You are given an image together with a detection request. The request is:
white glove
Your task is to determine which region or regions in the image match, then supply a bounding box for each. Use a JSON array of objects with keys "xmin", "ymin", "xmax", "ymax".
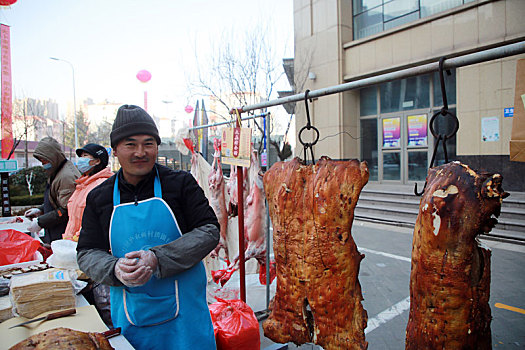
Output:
[
  {"xmin": 125, "ymin": 250, "xmax": 159, "ymax": 274},
  {"xmin": 24, "ymin": 208, "xmax": 42, "ymax": 219},
  {"xmin": 27, "ymin": 219, "xmax": 42, "ymax": 234},
  {"xmin": 114, "ymin": 257, "xmax": 153, "ymax": 287}
]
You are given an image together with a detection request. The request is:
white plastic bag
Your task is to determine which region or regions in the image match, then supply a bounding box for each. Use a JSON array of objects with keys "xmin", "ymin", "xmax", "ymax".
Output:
[{"xmin": 47, "ymin": 239, "xmax": 79, "ymax": 270}]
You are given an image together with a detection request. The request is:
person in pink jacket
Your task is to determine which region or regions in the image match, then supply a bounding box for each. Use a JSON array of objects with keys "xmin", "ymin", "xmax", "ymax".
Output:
[{"xmin": 63, "ymin": 144, "xmax": 113, "ymax": 242}]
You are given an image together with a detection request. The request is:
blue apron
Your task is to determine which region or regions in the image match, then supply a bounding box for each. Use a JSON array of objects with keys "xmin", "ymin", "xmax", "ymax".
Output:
[{"xmin": 109, "ymin": 172, "xmax": 216, "ymax": 350}]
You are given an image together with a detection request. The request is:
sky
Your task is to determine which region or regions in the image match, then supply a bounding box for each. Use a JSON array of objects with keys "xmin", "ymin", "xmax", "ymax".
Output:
[{"xmin": 0, "ymin": 0, "xmax": 294, "ymax": 124}]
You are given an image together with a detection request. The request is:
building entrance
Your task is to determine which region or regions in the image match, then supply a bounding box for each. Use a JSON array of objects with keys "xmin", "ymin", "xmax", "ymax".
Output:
[{"xmin": 380, "ymin": 111, "xmax": 429, "ymax": 185}]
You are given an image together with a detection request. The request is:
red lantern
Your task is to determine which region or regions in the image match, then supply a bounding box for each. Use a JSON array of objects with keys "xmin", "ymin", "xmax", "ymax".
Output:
[
  {"xmin": 0, "ymin": 0, "xmax": 17, "ymax": 5},
  {"xmin": 184, "ymin": 105, "xmax": 194, "ymax": 114},
  {"xmin": 136, "ymin": 70, "xmax": 151, "ymax": 83}
]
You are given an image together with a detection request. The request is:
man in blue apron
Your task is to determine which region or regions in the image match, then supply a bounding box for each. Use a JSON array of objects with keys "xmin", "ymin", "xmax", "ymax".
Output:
[{"xmin": 77, "ymin": 105, "xmax": 219, "ymax": 349}]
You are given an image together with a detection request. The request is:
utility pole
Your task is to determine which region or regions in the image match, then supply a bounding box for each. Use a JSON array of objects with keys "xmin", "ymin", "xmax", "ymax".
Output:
[{"xmin": 50, "ymin": 57, "xmax": 78, "ymax": 156}]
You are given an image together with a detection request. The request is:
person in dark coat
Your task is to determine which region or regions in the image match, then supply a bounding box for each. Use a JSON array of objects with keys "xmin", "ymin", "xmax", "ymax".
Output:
[
  {"xmin": 25, "ymin": 137, "xmax": 80, "ymax": 243},
  {"xmin": 77, "ymin": 105, "xmax": 219, "ymax": 349}
]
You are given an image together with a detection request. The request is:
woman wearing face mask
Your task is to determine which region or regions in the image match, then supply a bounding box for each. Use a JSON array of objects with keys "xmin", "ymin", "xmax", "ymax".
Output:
[
  {"xmin": 62, "ymin": 144, "xmax": 113, "ymax": 242},
  {"xmin": 25, "ymin": 137, "xmax": 80, "ymax": 243}
]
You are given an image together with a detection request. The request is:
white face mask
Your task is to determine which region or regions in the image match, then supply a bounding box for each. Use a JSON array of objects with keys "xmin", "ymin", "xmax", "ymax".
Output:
[{"xmin": 77, "ymin": 157, "xmax": 95, "ymax": 174}]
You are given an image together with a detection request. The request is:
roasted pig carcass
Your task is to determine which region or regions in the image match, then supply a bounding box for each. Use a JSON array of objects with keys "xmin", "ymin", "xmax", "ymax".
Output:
[
  {"xmin": 243, "ymin": 151, "xmax": 272, "ymax": 283},
  {"xmin": 262, "ymin": 157, "xmax": 369, "ymax": 350},
  {"xmin": 212, "ymin": 151, "xmax": 275, "ymax": 286},
  {"xmin": 209, "ymin": 149, "xmax": 229, "ymax": 259},
  {"xmin": 406, "ymin": 161, "xmax": 508, "ymax": 350},
  {"xmin": 9, "ymin": 327, "xmax": 114, "ymax": 350},
  {"xmin": 227, "ymin": 165, "xmax": 249, "ymax": 217}
]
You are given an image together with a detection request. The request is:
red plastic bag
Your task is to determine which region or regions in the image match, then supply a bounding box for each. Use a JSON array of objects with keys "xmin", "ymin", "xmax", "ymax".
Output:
[
  {"xmin": 0, "ymin": 229, "xmax": 41, "ymax": 265},
  {"xmin": 209, "ymin": 298, "xmax": 260, "ymax": 350}
]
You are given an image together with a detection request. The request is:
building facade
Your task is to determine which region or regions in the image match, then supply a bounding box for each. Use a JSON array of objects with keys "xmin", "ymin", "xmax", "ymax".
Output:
[{"xmin": 294, "ymin": 0, "xmax": 525, "ymax": 190}]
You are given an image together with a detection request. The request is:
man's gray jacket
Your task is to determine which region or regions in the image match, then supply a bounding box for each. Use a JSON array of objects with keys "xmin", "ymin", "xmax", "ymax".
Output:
[{"xmin": 76, "ymin": 164, "xmax": 220, "ymax": 286}]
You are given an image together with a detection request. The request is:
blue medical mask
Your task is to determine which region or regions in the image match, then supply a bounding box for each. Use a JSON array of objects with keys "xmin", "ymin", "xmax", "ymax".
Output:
[
  {"xmin": 77, "ymin": 157, "xmax": 94, "ymax": 174},
  {"xmin": 42, "ymin": 163, "xmax": 52, "ymax": 170}
]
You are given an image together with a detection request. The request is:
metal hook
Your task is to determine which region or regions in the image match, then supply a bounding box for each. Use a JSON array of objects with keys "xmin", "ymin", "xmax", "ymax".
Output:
[
  {"xmin": 413, "ymin": 57, "xmax": 457, "ymax": 197},
  {"xmin": 298, "ymin": 89, "xmax": 319, "ymax": 165},
  {"xmin": 438, "ymin": 57, "xmax": 451, "ymax": 111},
  {"xmin": 414, "ymin": 181, "xmax": 427, "ymax": 196},
  {"xmin": 304, "ymin": 89, "xmax": 312, "ymax": 127}
]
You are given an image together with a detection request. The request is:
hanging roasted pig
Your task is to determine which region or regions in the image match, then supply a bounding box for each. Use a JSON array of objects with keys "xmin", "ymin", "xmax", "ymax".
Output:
[
  {"xmin": 262, "ymin": 157, "xmax": 369, "ymax": 350},
  {"xmin": 212, "ymin": 151, "xmax": 275, "ymax": 286},
  {"xmin": 208, "ymin": 149, "xmax": 229, "ymax": 259},
  {"xmin": 406, "ymin": 161, "xmax": 508, "ymax": 349}
]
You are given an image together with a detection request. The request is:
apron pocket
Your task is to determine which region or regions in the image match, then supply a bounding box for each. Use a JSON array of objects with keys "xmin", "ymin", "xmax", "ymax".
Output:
[{"xmin": 122, "ymin": 280, "xmax": 179, "ymax": 327}]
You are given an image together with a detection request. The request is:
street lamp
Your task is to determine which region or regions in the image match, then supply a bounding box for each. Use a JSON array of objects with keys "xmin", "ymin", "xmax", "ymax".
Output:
[{"xmin": 50, "ymin": 57, "xmax": 78, "ymax": 155}]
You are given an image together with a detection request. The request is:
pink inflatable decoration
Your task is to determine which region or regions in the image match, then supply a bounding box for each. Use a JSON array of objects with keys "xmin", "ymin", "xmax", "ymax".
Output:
[
  {"xmin": 136, "ymin": 70, "xmax": 151, "ymax": 83},
  {"xmin": 184, "ymin": 105, "xmax": 194, "ymax": 114}
]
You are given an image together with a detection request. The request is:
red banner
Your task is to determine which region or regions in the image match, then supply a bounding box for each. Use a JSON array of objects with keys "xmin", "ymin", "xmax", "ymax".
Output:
[{"xmin": 1, "ymin": 24, "xmax": 13, "ymax": 159}]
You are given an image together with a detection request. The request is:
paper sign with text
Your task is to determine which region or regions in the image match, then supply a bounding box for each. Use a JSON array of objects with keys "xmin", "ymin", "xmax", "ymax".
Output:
[{"xmin": 221, "ymin": 127, "xmax": 252, "ymax": 167}]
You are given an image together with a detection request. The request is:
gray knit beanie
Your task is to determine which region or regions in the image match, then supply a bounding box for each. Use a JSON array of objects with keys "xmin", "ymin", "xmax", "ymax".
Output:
[{"xmin": 110, "ymin": 105, "xmax": 161, "ymax": 147}]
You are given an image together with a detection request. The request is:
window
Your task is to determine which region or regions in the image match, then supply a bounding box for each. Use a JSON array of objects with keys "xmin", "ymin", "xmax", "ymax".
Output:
[
  {"xmin": 380, "ymin": 75, "xmax": 430, "ymax": 113},
  {"xmin": 433, "ymin": 69, "xmax": 456, "ymax": 107},
  {"xmin": 383, "ymin": 0, "xmax": 418, "ymax": 23},
  {"xmin": 353, "ymin": 0, "xmax": 382, "ymax": 15},
  {"xmin": 383, "ymin": 152, "xmax": 401, "ymax": 180},
  {"xmin": 353, "ymin": 0, "xmax": 475, "ymax": 40},
  {"xmin": 360, "ymin": 118, "xmax": 378, "ymax": 181},
  {"xmin": 421, "ymin": 0, "xmax": 462, "ymax": 18},
  {"xmin": 360, "ymin": 86, "xmax": 377, "ymax": 116}
]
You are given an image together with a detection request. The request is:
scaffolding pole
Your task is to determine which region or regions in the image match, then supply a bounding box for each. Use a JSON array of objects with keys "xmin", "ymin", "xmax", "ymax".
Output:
[
  {"xmin": 188, "ymin": 112, "xmax": 268, "ymax": 131},
  {"xmin": 236, "ymin": 41, "xmax": 525, "ymax": 113}
]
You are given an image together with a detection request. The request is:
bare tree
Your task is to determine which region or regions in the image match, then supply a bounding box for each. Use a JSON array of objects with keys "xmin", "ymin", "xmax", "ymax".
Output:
[
  {"xmin": 88, "ymin": 119, "xmax": 112, "ymax": 146},
  {"xmin": 25, "ymin": 171, "xmax": 34, "ymax": 196},
  {"xmin": 10, "ymin": 98, "xmax": 40, "ymax": 166},
  {"xmin": 189, "ymin": 23, "xmax": 285, "ymax": 121}
]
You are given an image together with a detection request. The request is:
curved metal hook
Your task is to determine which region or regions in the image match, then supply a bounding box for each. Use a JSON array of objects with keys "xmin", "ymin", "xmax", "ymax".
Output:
[
  {"xmin": 414, "ymin": 180, "xmax": 427, "ymax": 196},
  {"xmin": 304, "ymin": 89, "xmax": 312, "ymax": 127},
  {"xmin": 438, "ymin": 57, "xmax": 449, "ymax": 110}
]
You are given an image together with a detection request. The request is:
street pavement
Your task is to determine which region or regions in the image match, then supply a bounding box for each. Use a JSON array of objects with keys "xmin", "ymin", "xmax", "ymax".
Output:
[{"xmin": 259, "ymin": 221, "xmax": 525, "ymax": 349}]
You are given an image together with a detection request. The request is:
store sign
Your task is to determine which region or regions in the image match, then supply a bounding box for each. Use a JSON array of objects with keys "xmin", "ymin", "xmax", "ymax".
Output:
[
  {"xmin": 0, "ymin": 159, "xmax": 16, "ymax": 172},
  {"xmin": 407, "ymin": 114, "xmax": 428, "ymax": 147},
  {"xmin": 504, "ymin": 107, "xmax": 514, "ymax": 118},
  {"xmin": 402, "ymin": 100, "xmax": 414, "ymax": 108},
  {"xmin": 221, "ymin": 127, "xmax": 252, "ymax": 167},
  {"xmin": 382, "ymin": 117, "xmax": 400, "ymax": 148}
]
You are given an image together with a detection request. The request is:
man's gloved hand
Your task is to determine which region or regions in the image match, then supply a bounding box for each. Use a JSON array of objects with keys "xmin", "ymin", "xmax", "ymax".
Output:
[
  {"xmin": 24, "ymin": 208, "xmax": 42, "ymax": 219},
  {"xmin": 125, "ymin": 250, "xmax": 159, "ymax": 273},
  {"xmin": 114, "ymin": 257, "xmax": 153, "ymax": 287},
  {"xmin": 27, "ymin": 219, "xmax": 42, "ymax": 234}
]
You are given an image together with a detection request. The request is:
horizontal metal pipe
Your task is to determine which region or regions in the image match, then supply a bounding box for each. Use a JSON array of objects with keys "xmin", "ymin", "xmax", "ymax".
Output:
[
  {"xmin": 188, "ymin": 112, "xmax": 268, "ymax": 131},
  {"xmin": 239, "ymin": 41, "xmax": 525, "ymax": 113}
]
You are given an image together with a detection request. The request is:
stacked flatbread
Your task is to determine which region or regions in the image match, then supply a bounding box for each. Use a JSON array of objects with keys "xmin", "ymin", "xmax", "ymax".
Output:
[
  {"xmin": 10, "ymin": 269, "xmax": 75, "ymax": 318},
  {"xmin": 0, "ymin": 295, "xmax": 13, "ymax": 322}
]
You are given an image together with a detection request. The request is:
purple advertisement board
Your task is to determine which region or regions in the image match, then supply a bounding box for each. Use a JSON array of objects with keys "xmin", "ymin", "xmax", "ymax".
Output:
[
  {"xmin": 383, "ymin": 117, "xmax": 400, "ymax": 148},
  {"xmin": 407, "ymin": 114, "xmax": 427, "ymax": 146}
]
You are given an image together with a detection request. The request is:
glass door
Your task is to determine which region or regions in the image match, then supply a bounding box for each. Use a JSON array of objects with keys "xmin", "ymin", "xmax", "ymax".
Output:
[
  {"xmin": 380, "ymin": 111, "xmax": 429, "ymax": 184},
  {"xmin": 381, "ymin": 116, "xmax": 402, "ymax": 182},
  {"xmin": 405, "ymin": 113, "xmax": 429, "ymax": 184}
]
